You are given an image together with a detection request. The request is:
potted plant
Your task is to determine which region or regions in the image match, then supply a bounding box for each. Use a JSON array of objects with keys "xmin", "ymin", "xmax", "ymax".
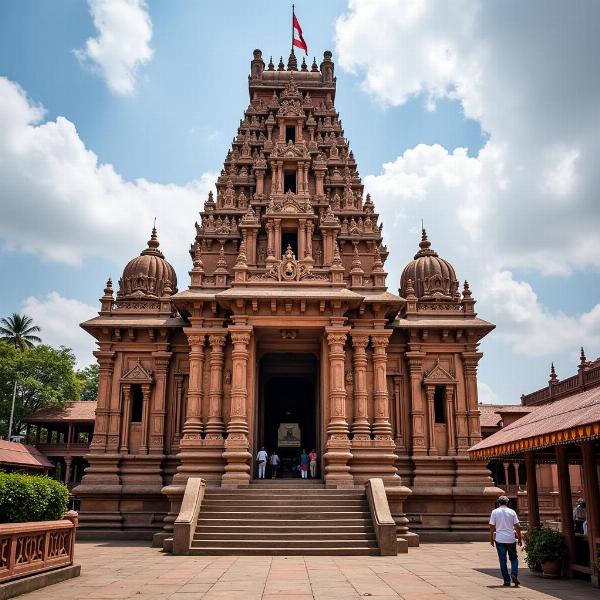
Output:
[{"xmin": 524, "ymin": 526, "xmax": 566, "ymax": 577}]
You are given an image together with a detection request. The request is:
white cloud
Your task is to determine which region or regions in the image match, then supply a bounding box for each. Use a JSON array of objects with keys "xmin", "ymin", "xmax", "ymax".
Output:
[
  {"xmin": 0, "ymin": 76, "xmax": 215, "ymax": 281},
  {"xmin": 74, "ymin": 0, "xmax": 154, "ymax": 95},
  {"xmin": 477, "ymin": 382, "xmax": 497, "ymax": 405},
  {"xmin": 22, "ymin": 292, "xmax": 97, "ymax": 366}
]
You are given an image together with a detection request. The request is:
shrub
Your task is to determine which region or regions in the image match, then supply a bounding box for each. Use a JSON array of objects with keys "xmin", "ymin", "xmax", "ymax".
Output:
[
  {"xmin": 0, "ymin": 473, "xmax": 68, "ymax": 523},
  {"xmin": 524, "ymin": 526, "xmax": 566, "ymax": 569}
]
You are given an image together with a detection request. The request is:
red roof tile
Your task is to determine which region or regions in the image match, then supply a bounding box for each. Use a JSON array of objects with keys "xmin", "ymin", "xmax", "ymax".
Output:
[
  {"xmin": 24, "ymin": 401, "xmax": 97, "ymax": 423},
  {"xmin": 478, "ymin": 404, "xmax": 530, "ymax": 428},
  {"xmin": 0, "ymin": 440, "xmax": 54, "ymax": 469}
]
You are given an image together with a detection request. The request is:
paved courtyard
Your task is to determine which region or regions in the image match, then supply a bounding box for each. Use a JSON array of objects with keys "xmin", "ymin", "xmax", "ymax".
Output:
[{"xmin": 22, "ymin": 541, "xmax": 595, "ymax": 600}]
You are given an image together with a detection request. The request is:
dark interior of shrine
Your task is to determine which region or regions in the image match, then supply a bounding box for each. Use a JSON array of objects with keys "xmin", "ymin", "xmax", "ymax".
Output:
[{"xmin": 258, "ymin": 353, "xmax": 318, "ymax": 478}]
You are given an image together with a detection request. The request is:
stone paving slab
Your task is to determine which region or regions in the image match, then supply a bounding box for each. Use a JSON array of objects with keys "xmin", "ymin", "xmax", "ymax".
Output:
[{"xmin": 17, "ymin": 541, "xmax": 597, "ymax": 599}]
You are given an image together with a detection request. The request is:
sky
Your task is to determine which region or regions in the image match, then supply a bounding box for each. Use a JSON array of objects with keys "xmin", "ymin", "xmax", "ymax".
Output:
[{"xmin": 0, "ymin": 0, "xmax": 599, "ymax": 405}]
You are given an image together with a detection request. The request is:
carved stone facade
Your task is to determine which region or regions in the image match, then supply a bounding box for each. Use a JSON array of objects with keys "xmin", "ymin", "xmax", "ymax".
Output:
[{"xmin": 75, "ymin": 49, "xmax": 499, "ymax": 540}]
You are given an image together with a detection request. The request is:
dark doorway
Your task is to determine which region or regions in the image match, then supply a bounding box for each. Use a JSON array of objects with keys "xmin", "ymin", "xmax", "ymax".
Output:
[
  {"xmin": 258, "ymin": 353, "xmax": 318, "ymax": 478},
  {"xmin": 281, "ymin": 230, "xmax": 298, "ymax": 256},
  {"xmin": 284, "ymin": 170, "xmax": 297, "ymax": 193},
  {"xmin": 285, "ymin": 125, "xmax": 296, "ymax": 143}
]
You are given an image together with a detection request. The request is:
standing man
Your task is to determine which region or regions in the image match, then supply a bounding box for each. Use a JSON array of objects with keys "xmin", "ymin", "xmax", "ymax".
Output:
[
  {"xmin": 573, "ymin": 498, "xmax": 586, "ymax": 534},
  {"xmin": 489, "ymin": 495, "xmax": 522, "ymax": 587},
  {"xmin": 308, "ymin": 449, "xmax": 318, "ymax": 478},
  {"xmin": 257, "ymin": 446, "xmax": 268, "ymax": 479},
  {"xmin": 270, "ymin": 450, "xmax": 280, "ymax": 479}
]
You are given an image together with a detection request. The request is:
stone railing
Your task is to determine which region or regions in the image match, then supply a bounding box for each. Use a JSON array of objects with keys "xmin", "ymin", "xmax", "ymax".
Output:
[
  {"xmin": 366, "ymin": 478, "xmax": 399, "ymax": 556},
  {"xmin": 172, "ymin": 478, "xmax": 206, "ymax": 555},
  {"xmin": 0, "ymin": 512, "xmax": 78, "ymax": 584}
]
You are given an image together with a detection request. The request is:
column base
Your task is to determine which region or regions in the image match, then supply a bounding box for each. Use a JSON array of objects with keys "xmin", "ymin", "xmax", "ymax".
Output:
[
  {"xmin": 349, "ymin": 438, "xmax": 400, "ymax": 486},
  {"xmin": 324, "ymin": 437, "xmax": 353, "ymax": 487},
  {"xmin": 221, "ymin": 435, "xmax": 252, "ymax": 487}
]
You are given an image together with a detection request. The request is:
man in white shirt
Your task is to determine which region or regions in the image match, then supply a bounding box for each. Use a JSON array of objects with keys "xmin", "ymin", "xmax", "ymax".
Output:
[
  {"xmin": 256, "ymin": 447, "xmax": 268, "ymax": 479},
  {"xmin": 489, "ymin": 495, "xmax": 522, "ymax": 587}
]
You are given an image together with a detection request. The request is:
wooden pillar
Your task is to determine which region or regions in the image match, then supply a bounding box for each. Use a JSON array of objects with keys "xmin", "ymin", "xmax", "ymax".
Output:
[
  {"xmin": 581, "ymin": 441, "xmax": 600, "ymax": 581},
  {"xmin": 371, "ymin": 332, "xmax": 393, "ymax": 439},
  {"xmin": 67, "ymin": 423, "xmax": 73, "ymax": 446},
  {"xmin": 525, "ymin": 451, "xmax": 541, "ymax": 528},
  {"xmin": 222, "ymin": 326, "xmax": 253, "ymax": 485},
  {"xmin": 181, "ymin": 334, "xmax": 206, "ymax": 440},
  {"xmin": 205, "ymin": 333, "xmax": 226, "ymax": 439},
  {"xmin": 323, "ymin": 327, "xmax": 352, "ymax": 486},
  {"xmin": 350, "ymin": 333, "xmax": 370, "ymax": 439},
  {"xmin": 446, "ymin": 386, "xmax": 457, "ymax": 455},
  {"xmin": 149, "ymin": 351, "xmax": 172, "ymax": 454},
  {"xmin": 35, "ymin": 426, "xmax": 41, "ymax": 444},
  {"xmin": 406, "ymin": 351, "xmax": 426, "ymax": 453},
  {"xmin": 425, "ymin": 385, "xmax": 437, "ymax": 455},
  {"xmin": 556, "ymin": 445, "xmax": 576, "ymax": 574},
  {"xmin": 119, "ymin": 385, "xmax": 131, "ymax": 453}
]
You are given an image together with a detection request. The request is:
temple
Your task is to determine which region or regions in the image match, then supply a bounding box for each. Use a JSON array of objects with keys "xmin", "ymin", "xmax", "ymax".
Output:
[{"xmin": 75, "ymin": 49, "xmax": 499, "ymax": 544}]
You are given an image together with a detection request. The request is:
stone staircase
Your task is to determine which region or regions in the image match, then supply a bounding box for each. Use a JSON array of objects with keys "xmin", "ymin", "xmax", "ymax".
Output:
[{"xmin": 189, "ymin": 479, "xmax": 378, "ymax": 555}]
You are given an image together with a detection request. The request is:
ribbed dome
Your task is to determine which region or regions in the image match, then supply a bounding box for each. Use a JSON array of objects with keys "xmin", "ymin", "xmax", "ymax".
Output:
[
  {"xmin": 117, "ymin": 227, "xmax": 177, "ymax": 299},
  {"xmin": 400, "ymin": 229, "xmax": 459, "ymax": 301}
]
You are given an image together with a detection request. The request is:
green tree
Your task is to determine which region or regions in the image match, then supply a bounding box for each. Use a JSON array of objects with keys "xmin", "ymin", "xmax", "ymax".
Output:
[
  {"xmin": 0, "ymin": 342, "xmax": 79, "ymax": 438},
  {"xmin": 0, "ymin": 313, "xmax": 42, "ymax": 350},
  {"xmin": 76, "ymin": 363, "xmax": 99, "ymax": 401}
]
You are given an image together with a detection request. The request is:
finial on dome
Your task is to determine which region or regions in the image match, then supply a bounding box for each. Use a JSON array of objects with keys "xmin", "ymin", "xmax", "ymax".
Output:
[
  {"xmin": 287, "ymin": 49, "xmax": 298, "ymax": 71},
  {"xmin": 419, "ymin": 227, "xmax": 431, "ymax": 250},
  {"xmin": 549, "ymin": 362, "xmax": 558, "ymax": 383},
  {"xmin": 141, "ymin": 222, "xmax": 164, "ymax": 257},
  {"xmin": 268, "ymin": 56, "xmax": 274, "ymax": 71},
  {"xmin": 301, "ymin": 56, "xmax": 308, "ymax": 71},
  {"xmin": 104, "ymin": 277, "xmax": 113, "ymax": 296},
  {"xmin": 462, "ymin": 280, "xmax": 472, "ymax": 299},
  {"xmin": 311, "ymin": 56, "xmax": 319, "ymax": 72},
  {"xmin": 277, "ymin": 56, "xmax": 285, "ymax": 71}
]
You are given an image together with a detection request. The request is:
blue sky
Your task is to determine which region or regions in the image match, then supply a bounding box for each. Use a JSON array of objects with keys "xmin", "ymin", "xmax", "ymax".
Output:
[{"xmin": 1, "ymin": 0, "xmax": 599, "ymax": 405}]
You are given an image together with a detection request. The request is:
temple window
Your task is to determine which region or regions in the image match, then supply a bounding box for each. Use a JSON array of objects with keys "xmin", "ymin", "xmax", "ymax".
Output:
[
  {"xmin": 281, "ymin": 230, "xmax": 298, "ymax": 256},
  {"xmin": 434, "ymin": 385, "xmax": 446, "ymax": 423},
  {"xmin": 131, "ymin": 384, "xmax": 144, "ymax": 423},
  {"xmin": 285, "ymin": 125, "xmax": 296, "ymax": 143},
  {"xmin": 284, "ymin": 170, "xmax": 297, "ymax": 193}
]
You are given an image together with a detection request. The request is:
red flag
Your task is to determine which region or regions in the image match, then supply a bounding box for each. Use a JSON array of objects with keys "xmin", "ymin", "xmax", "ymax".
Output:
[{"xmin": 293, "ymin": 13, "xmax": 308, "ymax": 55}]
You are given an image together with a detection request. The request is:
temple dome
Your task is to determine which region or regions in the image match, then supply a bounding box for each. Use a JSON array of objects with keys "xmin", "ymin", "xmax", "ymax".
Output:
[
  {"xmin": 400, "ymin": 229, "xmax": 459, "ymax": 301},
  {"xmin": 117, "ymin": 227, "xmax": 177, "ymax": 299}
]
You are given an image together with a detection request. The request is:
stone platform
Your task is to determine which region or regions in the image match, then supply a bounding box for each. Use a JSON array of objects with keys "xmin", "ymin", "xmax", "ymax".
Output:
[{"xmin": 16, "ymin": 541, "xmax": 596, "ymax": 599}]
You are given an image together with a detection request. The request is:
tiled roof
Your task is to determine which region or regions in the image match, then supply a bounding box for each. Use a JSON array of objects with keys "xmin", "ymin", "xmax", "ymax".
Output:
[
  {"xmin": 24, "ymin": 401, "xmax": 97, "ymax": 423},
  {"xmin": 470, "ymin": 386, "xmax": 600, "ymax": 458},
  {"xmin": 478, "ymin": 404, "xmax": 529, "ymax": 428},
  {"xmin": 0, "ymin": 440, "xmax": 54, "ymax": 469}
]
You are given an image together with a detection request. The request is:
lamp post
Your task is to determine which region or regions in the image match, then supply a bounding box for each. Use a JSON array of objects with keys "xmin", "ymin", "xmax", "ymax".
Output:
[{"xmin": 7, "ymin": 377, "xmax": 17, "ymax": 441}]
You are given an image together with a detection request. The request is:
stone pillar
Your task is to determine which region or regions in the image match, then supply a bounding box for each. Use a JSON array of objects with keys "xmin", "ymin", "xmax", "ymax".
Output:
[
  {"xmin": 503, "ymin": 463, "xmax": 510, "ymax": 487},
  {"xmin": 324, "ymin": 327, "xmax": 353, "ymax": 486},
  {"xmin": 119, "ymin": 385, "xmax": 131, "ymax": 453},
  {"xmin": 406, "ymin": 351, "xmax": 426, "ymax": 453},
  {"xmin": 89, "ymin": 351, "xmax": 115, "ymax": 451},
  {"xmin": 371, "ymin": 332, "xmax": 393, "ymax": 439},
  {"xmin": 305, "ymin": 222, "xmax": 314, "ymax": 261},
  {"xmin": 425, "ymin": 385, "xmax": 437, "ymax": 456},
  {"xmin": 525, "ymin": 451, "xmax": 540, "ymax": 528},
  {"xmin": 298, "ymin": 218, "xmax": 306, "ymax": 259},
  {"xmin": 513, "ymin": 463, "xmax": 520, "ymax": 488},
  {"xmin": 266, "ymin": 221, "xmax": 275, "ymax": 263},
  {"xmin": 140, "ymin": 383, "xmax": 151, "ymax": 454},
  {"xmin": 446, "ymin": 386, "xmax": 457, "ymax": 455},
  {"xmin": 274, "ymin": 219, "xmax": 282, "ymax": 257},
  {"xmin": 149, "ymin": 351, "xmax": 172, "ymax": 454},
  {"xmin": 350, "ymin": 333, "xmax": 370, "ymax": 439},
  {"xmin": 222, "ymin": 326, "xmax": 253, "ymax": 486},
  {"xmin": 172, "ymin": 374, "xmax": 185, "ymax": 449},
  {"xmin": 64, "ymin": 457, "xmax": 72, "ymax": 484},
  {"xmin": 462, "ymin": 352, "xmax": 483, "ymax": 445},
  {"xmin": 556, "ymin": 445, "xmax": 575, "ymax": 575},
  {"xmin": 205, "ymin": 334, "xmax": 227, "ymax": 438}
]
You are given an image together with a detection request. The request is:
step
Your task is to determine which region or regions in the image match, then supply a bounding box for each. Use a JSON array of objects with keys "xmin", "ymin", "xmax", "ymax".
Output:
[
  {"xmin": 196, "ymin": 518, "xmax": 372, "ymax": 527},
  {"xmin": 194, "ymin": 532, "xmax": 376, "ymax": 541},
  {"xmin": 191, "ymin": 539, "xmax": 377, "ymax": 549},
  {"xmin": 202, "ymin": 500, "xmax": 367, "ymax": 508},
  {"xmin": 206, "ymin": 490, "xmax": 364, "ymax": 498},
  {"xmin": 199, "ymin": 510, "xmax": 371, "ymax": 518},
  {"xmin": 195, "ymin": 525, "xmax": 375, "ymax": 534},
  {"xmin": 188, "ymin": 546, "xmax": 378, "ymax": 556}
]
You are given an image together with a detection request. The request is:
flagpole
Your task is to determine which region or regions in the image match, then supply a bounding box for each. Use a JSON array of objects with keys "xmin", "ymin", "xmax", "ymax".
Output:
[{"xmin": 292, "ymin": 4, "xmax": 295, "ymax": 53}]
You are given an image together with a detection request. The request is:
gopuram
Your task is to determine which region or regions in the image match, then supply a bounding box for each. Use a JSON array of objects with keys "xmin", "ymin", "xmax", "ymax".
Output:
[{"xmin": 75, "ymin": 49, "xmax": 499, "ymax": 544}]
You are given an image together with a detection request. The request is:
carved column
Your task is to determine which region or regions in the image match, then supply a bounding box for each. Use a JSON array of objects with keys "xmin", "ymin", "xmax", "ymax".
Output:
[
  {"xmin": 406, "ymin": 351, "xmax": 426, "ymax": 453},
  {"xmin": 149, "ymin": 351, "xmax": 172, "ymax": 454},
  {"xmin": 64, "ymin": 457, "xmax": 72, "ymax": 484},
  {"xmin": 513, "ymin": 463, "xmax": 520, "ymax": 487},
  {"xmin": 266, "ymin": 221, "xmax": 275, "ymax": 263},
  {"xmin": 462, "ymin": 352, "xmax": 483, "ymax": 446},
  {"xmin": 140, "ymin": 383, "xmax": 151, "ymax": 454},
  {"xmin": 371, "ymin": 332, "xmax": 393, "ymax": 439},
  {"xmin": 172, "ymin": 374, "xmax": 185, "ymax": 449},
  {"xmin": 298, "ymin": 218, "xmax": 306, "ymax": 259},
  {"xmin": 350, "ymin": 333, "xmax": 370, "ymax": 439},
  {"xmin": 205, "ymin": 334, "xmax": 227, "ymax": 438},
  {"xmin": 182, "ymin": 334, "xmax": 206, "ymax": 440},
  {"xmin": 222, "ymin": 326, "xmax": 253, "ymax": 485},
  {"xmin": 446, "ymin": 386, "xmax": 457, "ymax": 455},
  {"xmin": 90, "ymin": 351, "xmax": 116, "ymax": 451},
  {"xmin": 119, "ymin": 385, "xmax": 131, "ymax": 453},
  {"xmin": 425, "ymin": 385, "xmax": 437, "ymax": 455},
  {"xmin": 274, "ymin": 219, "xmax": 282, "ymax": 257},
  {"xmin": 503, "ymin": 463, "xmax": 510, "ymax": 487},
  {"xmin": 324, "ymin": 327, "xmax": 353, "ymax": 485}
]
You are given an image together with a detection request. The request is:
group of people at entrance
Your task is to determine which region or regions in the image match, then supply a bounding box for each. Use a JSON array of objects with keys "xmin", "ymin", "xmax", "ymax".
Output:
[{"xmin": 256, "ymin": 447, "xmax": 317, "ymax": 479}]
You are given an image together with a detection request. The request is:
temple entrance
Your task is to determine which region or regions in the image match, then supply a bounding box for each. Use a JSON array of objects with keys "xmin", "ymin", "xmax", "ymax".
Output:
[{"xmin": 257, "ymin": 353, "xmax": 319, "ymax": 479}]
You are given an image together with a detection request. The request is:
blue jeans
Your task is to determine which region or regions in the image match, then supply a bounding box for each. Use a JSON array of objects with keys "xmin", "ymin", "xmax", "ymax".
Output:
[{"xmin": 496, "ymin": 542, "xmax": 518, "ymax": 582}]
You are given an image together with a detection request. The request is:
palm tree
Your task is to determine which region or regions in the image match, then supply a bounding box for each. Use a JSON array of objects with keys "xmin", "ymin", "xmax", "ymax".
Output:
[{"xmin": 0, "ymin": 313, "xmax": 41, "ymax": 350}]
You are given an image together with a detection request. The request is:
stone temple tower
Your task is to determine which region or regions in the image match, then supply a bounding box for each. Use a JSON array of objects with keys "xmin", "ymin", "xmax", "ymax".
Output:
[{"xmin": 76, "ymin": 49, "xmax": 499, "ymax": 542}]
